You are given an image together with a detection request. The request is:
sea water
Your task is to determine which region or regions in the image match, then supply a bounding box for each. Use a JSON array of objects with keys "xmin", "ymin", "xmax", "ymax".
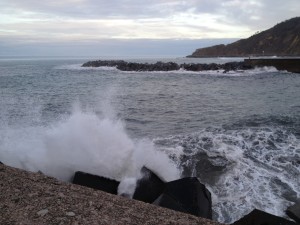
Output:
[{"xmin": 0, "ymin": 57, "xmax": 299, "ymax": 223}]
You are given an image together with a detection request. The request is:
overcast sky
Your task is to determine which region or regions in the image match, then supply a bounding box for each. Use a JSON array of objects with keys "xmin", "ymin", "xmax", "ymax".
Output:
[{"xmin": 0, "ymin": 0, "xmax": 299, "ymax": 57}]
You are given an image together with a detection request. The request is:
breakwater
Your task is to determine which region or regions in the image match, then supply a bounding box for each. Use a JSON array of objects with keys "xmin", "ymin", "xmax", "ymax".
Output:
[
  {"xmin": 82, "ymin": 58, "xmax": 300, "ymax": 73},
  {"xmin": 244, "ymin": 58, "xmax": 300, "ymax": 73},
  {"xmin": 82, "ymin": 60, "xmax": 254, "ymax": 72}
]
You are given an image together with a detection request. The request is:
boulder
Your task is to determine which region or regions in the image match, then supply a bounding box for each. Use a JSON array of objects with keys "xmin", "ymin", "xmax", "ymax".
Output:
[
  {"xmin": 232, "ymin": 209, "xmax": 297, "ymax": 225},
  {"xmin": 286, "ymin": 200, "xmax": 300, "ymax": 223},
  {"xmin": 72, "ymin": 171, "xmax": 120, "ymax": 195},
  {"xmin": 132, "ymin": 167, "xmax": 165, "ymax": 203},
  {"xmin": 153, "ymin": 177, "xmax": 212, "ymax": 219}
]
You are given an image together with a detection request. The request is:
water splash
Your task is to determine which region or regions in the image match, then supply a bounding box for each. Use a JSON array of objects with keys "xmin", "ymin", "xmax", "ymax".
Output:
[{"xmin": 0, "ymin": 104, "xmax": 179, "ymax": 184}]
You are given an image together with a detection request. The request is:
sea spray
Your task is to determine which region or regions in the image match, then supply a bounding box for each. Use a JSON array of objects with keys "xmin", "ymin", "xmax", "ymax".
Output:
[
  {"xmin": 43, "ymin": 108, "xmax": 135, "ymax": 181},
  {"xmin": 117, "ymin": 139, "xmax": 180, "ymax": 197},
  {"xmin": 0, "ymin": 104, "xmax": 179, "ymax": 191}
]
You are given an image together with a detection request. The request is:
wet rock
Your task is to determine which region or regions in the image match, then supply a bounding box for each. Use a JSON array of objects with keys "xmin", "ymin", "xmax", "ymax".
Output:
[
  {"xmin": 132, "ymin": 167, "xmax": 165, "ymax": 203},
  {"xmin": 153, "ymin": 177, "xmax": 212, "ymax": 219},
  {"xmin": 232, "ymin": 209, "xmax": 297, "ymax": 225},
  {"xmin": 286, "ymin": 200, "xmax": 300, "ymax": 223},
  {"xmin": 72, "ymin": 171, "xmax": 120, "ymax": 194},
  {"xmin": 66, "ymin": 212, "xmax": 76, "ymax": 217},
  {"xmin": 82, "ymin": 60, "xmax": 126, "ymax": 67},
  {"xmin": 117, "ymin": 61, "xmax": 180, "ymax": 71}
]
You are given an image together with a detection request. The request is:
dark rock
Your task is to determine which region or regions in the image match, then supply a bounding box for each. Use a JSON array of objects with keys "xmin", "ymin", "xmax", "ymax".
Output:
[
  {"xmin": 232, "ymin": 209, "xmax": 297, "ymax": 225},
  {"xmin": 72, "ymin": 171, "xmax": 120, "ymax": 195},
  {"xmin": 153, "ymin": 193, "xmax": 188, "ymax": 213},
  {"xmin": 132, "ymin": 167, "xmax": 165, "ymax": 203},
  {"xmin": 82, "ymin": 60, "xmax": 126, "ymax": 67},
  {"xmin": 180, "ymin": 63, "xmax": 211, "ymax": 71},
  {"xmin": 82, "ymin": 60, "xmax": 255, "ymax": 73},
  {"xmin": 286, "ymin": 200, "xmax": 300, "ymax": 223},
  {"xmin": 153, "ymin": 177, "xmax": 212, "ymax": 219},
  {"xmin": 116, "ymin": 61, "xmax": 180, "ymax": 71},
  {"xmin": 244, "ymin": 58, "xmax": 300, "ymax": 73}
]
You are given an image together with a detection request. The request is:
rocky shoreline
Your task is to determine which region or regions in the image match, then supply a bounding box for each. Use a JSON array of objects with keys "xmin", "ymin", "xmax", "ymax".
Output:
[
  {"xmin": 0, "ymin": 163, "xmax": 221, "ymax": 225},
  {"xmin": 82, "ymin": 60, "xmax": 254, "ymax": 72},
  {"xmin": 1, "ymin": 162, "xmax": 298, "ymax": 224}
]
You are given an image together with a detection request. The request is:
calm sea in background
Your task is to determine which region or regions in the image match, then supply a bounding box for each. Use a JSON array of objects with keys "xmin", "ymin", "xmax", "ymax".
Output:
[{"xmin": 0, "ymin": 57, "xmax": 299, "ymax": 223}]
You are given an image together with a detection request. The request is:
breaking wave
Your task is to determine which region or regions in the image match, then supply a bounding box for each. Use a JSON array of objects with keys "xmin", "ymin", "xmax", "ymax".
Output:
[
  {"xmin": 0, "ymin": 103, "xmax": 179, "ymax": 184},
  {"xmin": 155, "ymin": 124, "xmax": 300, "ymax": 223}
]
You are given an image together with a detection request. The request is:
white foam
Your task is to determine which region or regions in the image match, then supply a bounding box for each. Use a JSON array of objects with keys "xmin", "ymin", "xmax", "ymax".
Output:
[
  {"xmin": 118, "ymin": 177, "xmax": 137, "ymax": 198},
  {"xmin": 43, "ymin": 109, "xmax": 135, "ymax": 181},
  {"xmin": 158, "ymin": 127, "xmax": 300, "ymax": 223},
  {"xmin": 0, "ymin": 102, "xmax": 179, "ymax": 186},
  {"xmin": 206, "ymin": 128, "xmax": 299, "ymax": 222},
  {"xmin": 55, "ymin": 64, "xmax": 118, "ymax": 71},
  {"xmin": 119, "ymin": 66, "xmax": 281, "ymax": 77}
]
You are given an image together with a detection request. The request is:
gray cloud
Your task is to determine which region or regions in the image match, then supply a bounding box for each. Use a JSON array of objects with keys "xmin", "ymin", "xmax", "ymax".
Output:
[
  {"xmin": 1, "ymin": 0, "xmax": 298, "ymax": 22},
  {"xmin": 0, "ymin": 0, "xmax": 299, "ymax": 56},
  {"xmin": 202, "ymin": 0, "xmax": 300, "ymax": 31}
]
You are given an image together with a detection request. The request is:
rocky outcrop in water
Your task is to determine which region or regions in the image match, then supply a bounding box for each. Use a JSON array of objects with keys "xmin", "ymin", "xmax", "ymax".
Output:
[{"xmin": 82, "ymin": 60, "xmax": 254, "ymax": 72}]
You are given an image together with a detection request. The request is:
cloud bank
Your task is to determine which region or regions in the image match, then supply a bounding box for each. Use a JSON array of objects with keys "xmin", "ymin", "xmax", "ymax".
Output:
[{"xmin": 0, "ymin": 0, "xmax": 299, "ymax": 56}]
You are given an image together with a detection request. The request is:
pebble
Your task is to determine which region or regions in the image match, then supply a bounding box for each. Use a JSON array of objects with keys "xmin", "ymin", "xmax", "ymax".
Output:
[
  {"xmin": 66, "ymin": 212, "xmax": 76, "ymax": 217},
  {"xmin": 58, "ymin": 192, "xmax": 65, "ymax": 198},
  {"xmin": 37, "ymin": 209, "xmax": 49, "ymax": 216}
]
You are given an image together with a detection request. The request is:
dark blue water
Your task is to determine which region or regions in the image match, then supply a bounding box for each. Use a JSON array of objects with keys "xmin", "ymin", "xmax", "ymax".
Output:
[{"xmin": 0, "ymin": 58, "xmax": 299, "ymax": 223}]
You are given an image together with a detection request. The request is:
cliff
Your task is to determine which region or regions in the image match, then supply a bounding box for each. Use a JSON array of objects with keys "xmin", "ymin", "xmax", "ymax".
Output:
[{"xmin": 188, "ymin": 17, "xmax": 300, "ymax": 57}]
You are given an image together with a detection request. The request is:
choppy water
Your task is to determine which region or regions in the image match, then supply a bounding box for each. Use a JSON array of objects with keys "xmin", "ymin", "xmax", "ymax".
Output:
[{"xmin": 0, "ymin": 57, "xmax": 299, "ymax": 223}]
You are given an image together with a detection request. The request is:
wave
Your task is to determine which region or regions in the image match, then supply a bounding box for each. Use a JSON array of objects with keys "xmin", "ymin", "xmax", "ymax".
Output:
[
  {"xmin": 154, "ymin": 126, "xmax": 300, "ymax": 223},
  {"xmin": 0, "ymin": 103, "xmax": 179, "ymax": 188},
  {"xmin": 55, "ymin": 64, "xmax": 118, "ymax": 71}
]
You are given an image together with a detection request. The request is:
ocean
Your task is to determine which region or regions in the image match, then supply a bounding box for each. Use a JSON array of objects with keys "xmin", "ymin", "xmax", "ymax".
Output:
[{"xmin": 0, "ymin": 57, "xmax": 299, "ymax": 223}]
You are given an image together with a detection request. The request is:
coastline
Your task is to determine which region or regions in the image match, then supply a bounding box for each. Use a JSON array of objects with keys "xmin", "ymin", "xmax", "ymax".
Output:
[{"xmin": 0, "ymin": 163, "xmax": 222, "ymax": 225}]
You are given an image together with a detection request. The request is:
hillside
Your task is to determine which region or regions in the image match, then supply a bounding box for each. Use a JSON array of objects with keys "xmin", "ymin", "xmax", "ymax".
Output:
[{"xmin": 188, "ymin": 17, "xmax": 300, "ymax": 57}]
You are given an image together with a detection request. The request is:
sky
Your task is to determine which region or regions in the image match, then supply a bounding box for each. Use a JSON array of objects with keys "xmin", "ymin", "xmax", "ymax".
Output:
[{"xmin": 0, "ymin": 0, "xmax": 299, "ymax": 57}]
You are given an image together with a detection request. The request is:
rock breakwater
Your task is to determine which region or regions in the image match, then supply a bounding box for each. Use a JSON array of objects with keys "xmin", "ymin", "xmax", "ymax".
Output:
[{"xmin": 82, "ymin": 60, "xmax": 254, "ymax": 72}]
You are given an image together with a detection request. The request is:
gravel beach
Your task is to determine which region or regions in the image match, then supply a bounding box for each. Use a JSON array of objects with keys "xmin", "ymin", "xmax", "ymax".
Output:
[{"xmin": 0, "ymin": 163, "xmax": 223, "ymax": 225}]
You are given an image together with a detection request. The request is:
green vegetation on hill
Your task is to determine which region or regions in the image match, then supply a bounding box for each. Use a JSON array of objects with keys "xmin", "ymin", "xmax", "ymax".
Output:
[{"xmin": 188, "ymin": 17, "xmax": 300, "ymax": 57}]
